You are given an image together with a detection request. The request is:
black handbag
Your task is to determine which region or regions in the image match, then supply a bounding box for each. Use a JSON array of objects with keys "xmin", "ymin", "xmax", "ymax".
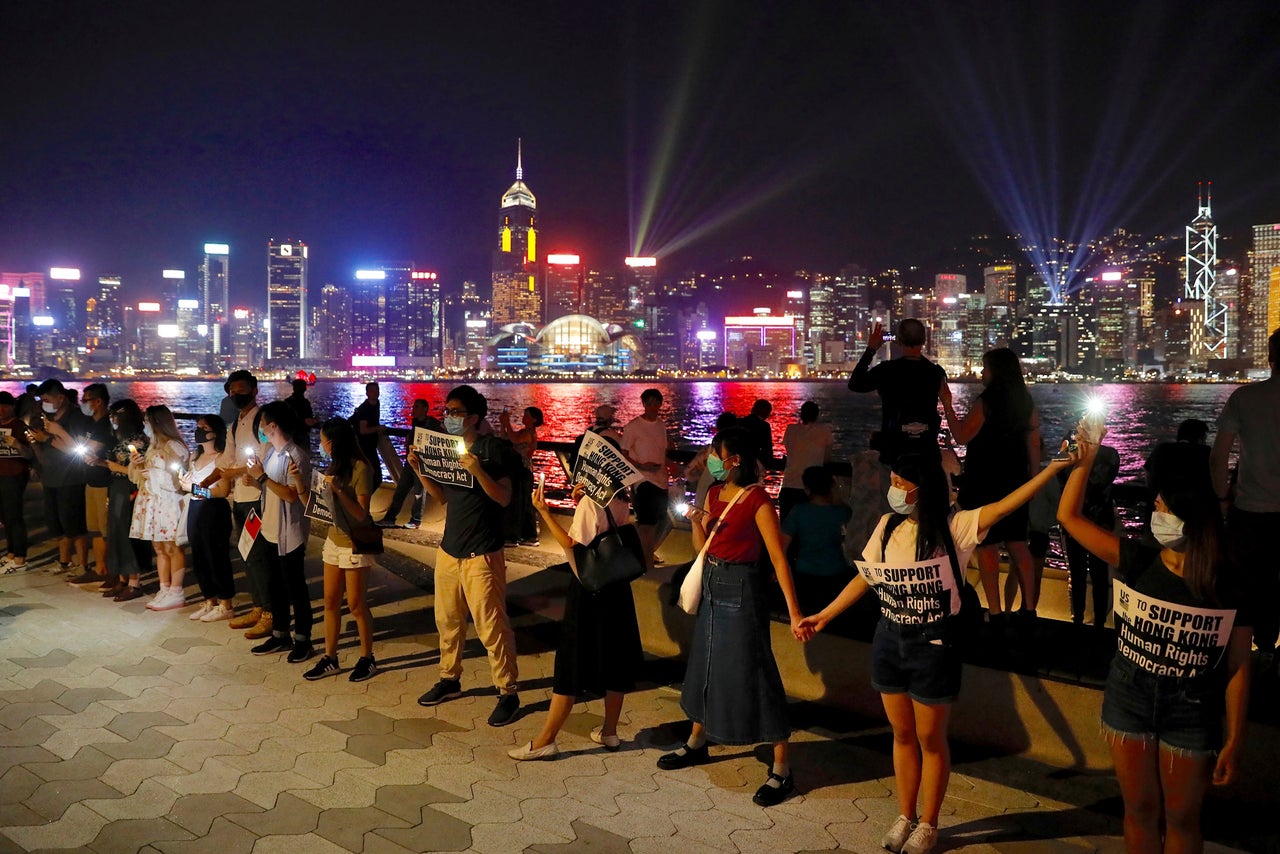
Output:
[
  {"xmin": 572, "ymin": 510, "xmax": 646, "ymax": 593},
  {"xmin": 349, "ymin": 518, "xmax": 384, "ymax": 555}
]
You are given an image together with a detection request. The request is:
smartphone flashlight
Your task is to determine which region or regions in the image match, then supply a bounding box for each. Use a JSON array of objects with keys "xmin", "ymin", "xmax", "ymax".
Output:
[
  {"xmin": 74, "ymin": 444, "xmax": 88, "ymax": 456},
  {"xmin": 456, "ymin": 438, "xmax": 467, "ymax": 455},
  {"xmin": 674, "ymin": 501, "xmax": 690, "ymax": 516},
  {"xmin": 127, "ymin": 444, "xmax": 137, "ymax": 454},
  {"xmin": 1084, "ymin": 397, "xmax": 1107, "ymax": 418},
  {"xmin": 169, "ymin": 462, "xmax": 182, "ymax": 473}
]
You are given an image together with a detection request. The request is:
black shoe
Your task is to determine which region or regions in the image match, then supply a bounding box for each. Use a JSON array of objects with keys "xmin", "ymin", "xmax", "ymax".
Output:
[
  {"xmin": 417, "ymin": 678, "xmax": 463, "ymax": 706},
  {"xmin": 656, "ymin": 743, "xmax": 709, "ymax": 770},
  {"xmin": 752, "ymin": 772, "xmax": 795, "ymax": 806},
  {"xmin": 251, "ymin": 635, "xmax": 291, "ymax": 656},
  {"xmin": 349, "ymin": 655, "xmax": 378, "ymax": 682},
  {"xmin": 304, "ymin": 655, "xmax": 340, "ymax": 680},
  {"xmin": 375, "ymin": 518, "xmax": 398, "ymax": 528},
  {"xmin": 488, "ymin": 693, "xmax": 520, "ymax": 727},
  {"xmin": 286, "ymin": 640, "xmax": 315, "ymax": 664}
]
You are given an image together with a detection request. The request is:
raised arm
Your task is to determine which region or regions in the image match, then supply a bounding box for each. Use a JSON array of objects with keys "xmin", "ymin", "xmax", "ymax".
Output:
[
  {"xmin": 1055, "ymin": 440, "xmax": 1121, "ymax": 567},
  {"xmin": 848, "ymin": 322, "xmax": 885, "ymax": 392},
  {"xmin": 976, "ymin": 454, "xmax": 1071, "ymax": 534}
]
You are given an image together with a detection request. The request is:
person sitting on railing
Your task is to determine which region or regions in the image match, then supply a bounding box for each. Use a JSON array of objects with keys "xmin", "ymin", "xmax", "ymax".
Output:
[{"xmin": 377, "ymin": 399, "xmax": 439, "ymax": 529}]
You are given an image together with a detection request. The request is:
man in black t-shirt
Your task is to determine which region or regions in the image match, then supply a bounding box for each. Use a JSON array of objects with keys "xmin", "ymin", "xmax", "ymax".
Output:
[
  {"xmin": 407, "ymin": 385, "xmax": 522, "ymax": 727},
  {"xmin": 70, "ymin": 383, "xmax": 115, "ymax": 588},
  {"xmin": 739, "ymin": 399, "xmax": 776, "ymax": 467},
  {"xmin": 30, "ymin": 380, "xmax": 91, "ymax": 574},
  {"xmin": 848, "ymin": 318, "xmax": 947, "ymax": 466},
  {"xmin": 285, "ymin": 379, "xmax": 318, "ymax": 450}
]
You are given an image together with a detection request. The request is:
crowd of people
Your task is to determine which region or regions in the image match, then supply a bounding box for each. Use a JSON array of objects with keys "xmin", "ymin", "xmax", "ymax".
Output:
[{"xmin": 0, "ymin": 321, "xmax": 1276, "ymax": 854}]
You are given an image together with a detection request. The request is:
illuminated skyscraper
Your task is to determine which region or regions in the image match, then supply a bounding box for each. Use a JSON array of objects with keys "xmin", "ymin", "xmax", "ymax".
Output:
[
  {"xmin": 406, "ymin": 270, "xmax": 442, "ymax": 367},
  {"xmin": 544, "ymin": 254, "xmax": 583, "ymax": 323},
  {"xmin": 491, "ymin": 141, "xmax": 541, "ymax": 325},
  {"xmin": 267, "ymin": 240, "xmax": 308, "ymax": 361},
  {"xmin": 85, "ymin": 276, "xmax": 124, "ymax": 369},
  {"xmin": 350, "ymin": 271, "xmax": 387, "ymax": 356},
  {"xmin": 983, "ymin": 264, "xmax": 1016, "ymax": 306},
  {"xmin": 1184, "ymin": 184, "xmax": 1222, "ymax": 364},
  {"xmin": 318, "ymin": 284, "xmax": 352, "ymax": 361},
  {"xmin": 200, "ymin": 243, "xmax": 230, "ymax": 356},
  {"xmin": 1248, "ymin": 223, "xmax": 1280, "ymax": 368}
]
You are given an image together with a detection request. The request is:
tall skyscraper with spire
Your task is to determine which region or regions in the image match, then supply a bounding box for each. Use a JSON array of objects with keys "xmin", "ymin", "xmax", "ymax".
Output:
[
  {"xmin": 491, "ymin": 140, "xmax": 541, "ymax": 325},
  {"xmin": 1184, "ymin": 182, "xmax": 1223, "ymax": 365}
]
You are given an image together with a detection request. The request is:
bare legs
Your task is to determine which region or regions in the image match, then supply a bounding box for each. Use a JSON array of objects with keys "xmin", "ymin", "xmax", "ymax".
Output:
[
  {"xmin": 1109, "ymin": 732, "xmax": 1215, "ymax": 854},
  {"xmin": 978, "ymin": 542, "xmax": 1038, "ymax": 615},
  {"xmin": 531, "ymin": 691, "xmax": 626, "ymax": 750},
  {"xmin": 154, "ymin": 540, "xmax": 183, "ymax": 590},
  {"xmin": 321, "ymin": 563, "xmax": 374, "ymax": 658},
  {"xmin": 882, "ymin": 693, "xmax": 952, "ymax": 826}
]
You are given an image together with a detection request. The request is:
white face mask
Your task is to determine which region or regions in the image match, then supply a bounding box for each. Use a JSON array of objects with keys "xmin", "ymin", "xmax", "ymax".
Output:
[
  {"xmin": 888, "ymin": 485, "xmax": 916, "ymax": 515},
  {"xmin": 81, "ymin": 402, "xmax": 95, "ymax": 416},
  {"xmin": 143, "ymin": 423, "xmax": 154, "ymax": 439},
  {"xmin": 1150, "ymin": 510, "xmax": 1187, "ymax": 550},
  {"xmin": 42, "ymin": 401, "xmax": 58, "ymax": 414}
]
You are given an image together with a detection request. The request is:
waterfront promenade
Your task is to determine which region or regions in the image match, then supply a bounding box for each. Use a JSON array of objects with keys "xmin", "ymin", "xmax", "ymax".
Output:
[{"xmin": 0, "ymin": 494, "xmax": 1262, "ymax": 853}]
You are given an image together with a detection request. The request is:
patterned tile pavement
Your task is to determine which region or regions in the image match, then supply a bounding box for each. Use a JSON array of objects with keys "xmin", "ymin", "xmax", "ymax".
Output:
[{"xmin": 0, "ymin": 537, "xmax": 1255, "ymax": 854}]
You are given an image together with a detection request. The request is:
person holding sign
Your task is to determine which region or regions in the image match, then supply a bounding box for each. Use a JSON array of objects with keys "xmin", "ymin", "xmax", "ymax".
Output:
[
  {"xmin": 294, "ymin": 418, "xmax": 379, "ymax": 683},
  {"xmin": 657, "ymin": 428, "xmax": 808, "ymax": 808},
  {"xmin": 408, "ymin": 385, "xmax": 523, "ymax": 727},
  {"xmin": 508, "ymin": 479, "xmax": 644, "ymax": 760},
  {"xmin": 1058, "ymin": 420, "xmax": 1252, "ymax": 854},
  {"xmin": 798, "ymin": 452, "xmax": 1071, "ymax": 854}
]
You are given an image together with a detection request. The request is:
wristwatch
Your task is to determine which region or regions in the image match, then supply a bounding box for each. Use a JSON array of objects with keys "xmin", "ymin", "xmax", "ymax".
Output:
[{"xmin": 256, "ymin": 473, "xmax": 268, "ymax": 486}]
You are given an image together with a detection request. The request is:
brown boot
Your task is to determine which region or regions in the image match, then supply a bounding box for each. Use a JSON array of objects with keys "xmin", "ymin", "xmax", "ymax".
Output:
[
  {"xmin": 228, "ymin": 606, "xmax": 262, "ymax": 630},
  {"xmin": 244, "ymin": 612, "xmax": 273, "ymax": 640}
]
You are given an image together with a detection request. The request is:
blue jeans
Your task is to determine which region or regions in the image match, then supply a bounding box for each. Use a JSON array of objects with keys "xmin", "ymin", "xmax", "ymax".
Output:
[{"xmin": 1101, "ymin": 655, "xmax": 1223, "ymax": 754}]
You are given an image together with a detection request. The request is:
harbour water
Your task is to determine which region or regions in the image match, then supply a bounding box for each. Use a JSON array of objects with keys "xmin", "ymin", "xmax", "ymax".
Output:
[{"xmin": 3, "ymin": 378, "xmax": 1239, "ymax": 482}]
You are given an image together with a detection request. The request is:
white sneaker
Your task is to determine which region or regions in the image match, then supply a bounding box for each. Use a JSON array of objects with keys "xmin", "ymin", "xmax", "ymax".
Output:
[
  {"xmin": 882, "ymin": 815, "xmax": 915, "ymax": 852},
  {"xmin": 145, "ymin": 586, "xmax": 170, "ymax": 610},
  {"xmin": 188, "ymin": 601, "xmax": 214, "ymax": 621},
  {"xmin": 151, "ymin": 589, "xmax": 186, "ymax": 611},
  {"xmin": 901, "ymin": 822, "xmax": 937, "ymax": 854},
  {"xmin": 200, "ymin": 603, "xmax": 235, "ymax": 622}
]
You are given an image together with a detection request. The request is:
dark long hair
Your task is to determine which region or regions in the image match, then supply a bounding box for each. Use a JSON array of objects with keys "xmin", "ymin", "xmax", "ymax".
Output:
[
  {"xmin": 889, "ymin": 453, "xmax": 956, "ymax": 562},
  {"xmin": 320, "ymin": 417, "xmax": 368, "ymax": 486},
  {"xmin": 712, "ymin": 427, "xmax": 760, "ymax": 487},
  {"xmin": 1161, "ymin": 480, "xmax": 1227, "ymax": 604},
  {"xmin": 193, "ymin": 414, "xmax": 227, "ymax": 462},
  {"xmin": 980, "ymin": 348, "xmax": 1033, "ymax": 434},
  {"xmin": 108, "ymin": 399, "xmax": 145, "ymax": 442}
]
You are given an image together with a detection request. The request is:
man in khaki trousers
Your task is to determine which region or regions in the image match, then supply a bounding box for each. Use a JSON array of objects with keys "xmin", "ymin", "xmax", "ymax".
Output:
[{"xmin": 409, "ymin": 385, "xmax": 521, "ymax": 727}]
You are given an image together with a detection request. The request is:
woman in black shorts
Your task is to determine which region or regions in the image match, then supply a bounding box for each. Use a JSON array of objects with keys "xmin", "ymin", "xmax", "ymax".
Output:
[
  {"xmin": 1058, "ymin": 426, "xmax": 1251, "ymax": 854},
  {"xmin": 800, "ymin": 452, "xmax": 1068, "ymax": 854}
]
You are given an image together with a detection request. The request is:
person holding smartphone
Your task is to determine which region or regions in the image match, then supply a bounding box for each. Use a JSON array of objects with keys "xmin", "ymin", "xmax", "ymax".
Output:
[
  {"xmin": 181, "ymin": 416, "xmax": 237, "ymax": 622},
  {"xmin": 128, "ymin": 405, "xmax": 190, "ymax": 611}
]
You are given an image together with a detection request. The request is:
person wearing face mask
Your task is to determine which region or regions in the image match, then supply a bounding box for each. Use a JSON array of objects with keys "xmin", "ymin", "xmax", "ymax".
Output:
[
  {"xmin": 0, "ymin": 391, "xmax": 35, "ymax": 574},
  {"xmin": 1059, "ymin": 424, "xmax": 1252, "ymax": 854},
  {"xmin": 242, "ymin": 402, "xmax": 313, "ymax": 662},
  {"xmin": 293, "ymin": 418, "xmax": 378, "ymax": 683},
  {"xmin": 408, "ymin": 385, "xmax": 523, "ymax": 727},
  {"xmin": 181, "ymin": 416, "xmax": 237, "ymax": 622},
  {"xmin": 97, "ymin": 400, "xmax": 149, "ymax": 600},
  {"xmin": 657, "ymin": 428, "xmax": 809, "ymax": 808},
  {"xmin": 221, "ymin": 370, "xmax": 273, "ymax": 638},
  {"xmin": 499, "ymin": 404, "xmax": 544, "ymax": 547},
  {"xmin": 68, "ymin": 383, "xmax": 115, "ymax": 590},
  {"xmin": 128, "ymin": 405, "xmax": 190, "ymax": 611},
  {"xmin": 799, "ymin": 452, "xmax": 1069, "ymax": 854},
  {"xmin": 29, "ymin": 379, "xmax": 92, "ymax": 574}
]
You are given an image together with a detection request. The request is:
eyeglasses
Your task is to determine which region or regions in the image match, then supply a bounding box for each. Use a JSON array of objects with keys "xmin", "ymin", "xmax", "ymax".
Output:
[{"xmin": 443, "ymin": 407, "xmax": 468, "ymax": 417}]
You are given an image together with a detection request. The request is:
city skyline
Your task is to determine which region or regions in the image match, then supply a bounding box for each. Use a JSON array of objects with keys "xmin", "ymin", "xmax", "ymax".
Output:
[{"xmin": 2, "ymin": 1, "xmax": 1278, "ymax": 298}]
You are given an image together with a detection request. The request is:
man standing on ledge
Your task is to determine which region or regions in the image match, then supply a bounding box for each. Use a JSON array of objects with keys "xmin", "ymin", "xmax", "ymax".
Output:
[
  {"xmin": 1212, "ymin": 327, "xmax": 1280, "ymax": 672},
  {"xmin": 409, "ymin": 385, "xmax": 522, "ymax": 727},
  {"xmin": 848, "ymin": 318, "xmax": 946, "ymax": 466}
]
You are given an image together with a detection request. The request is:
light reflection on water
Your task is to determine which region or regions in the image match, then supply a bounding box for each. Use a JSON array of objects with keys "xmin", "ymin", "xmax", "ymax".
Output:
[{"xmin": 2, "ymin": 379, "xmax": 1237, "ymax": 483}]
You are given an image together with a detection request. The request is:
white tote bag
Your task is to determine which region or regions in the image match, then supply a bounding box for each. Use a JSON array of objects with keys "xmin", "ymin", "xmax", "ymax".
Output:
[{"xmin": 677, "ymin": 485, "xmax": 757, "ymax": 615}]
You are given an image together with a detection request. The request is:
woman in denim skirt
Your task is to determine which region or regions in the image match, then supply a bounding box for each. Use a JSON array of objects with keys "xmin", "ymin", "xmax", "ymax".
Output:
[
  {"xmin": 657, "ymin": 428, "xmax": 809, "ymax": 807},
  {"xmin": 800, "ymin": 452, "xmax": 1068, "ymax": 854},
  {"xmin": 1058, "ymin": 423, "xmax": 1251, "ymax": 854}
]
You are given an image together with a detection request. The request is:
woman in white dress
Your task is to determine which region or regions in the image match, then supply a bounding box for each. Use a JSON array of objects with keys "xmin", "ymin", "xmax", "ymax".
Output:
[{"xmin": 129, "ymin": 405, "xmax": 190, "ymax": 611}]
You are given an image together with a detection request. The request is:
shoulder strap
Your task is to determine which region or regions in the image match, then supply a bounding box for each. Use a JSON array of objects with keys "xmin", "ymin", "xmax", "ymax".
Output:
[{"xmin": 696, "ymin": 484, "xmax": 757, "ymax": 561}]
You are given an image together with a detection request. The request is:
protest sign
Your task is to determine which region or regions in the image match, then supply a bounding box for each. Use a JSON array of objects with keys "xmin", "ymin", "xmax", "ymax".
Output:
[
  {"xmin": 1112, "ymin": 581, "xmax": 1235, "ymax": 678},
  {"xmin": 572, "ymin": 430, "xmax": 645, "ymax": 507},
  {"xmin": 305, "ymin": 471, "xmax": 333, "ymax": 524},
  {"xmin": 856, "ymin": 557, "xmax": 959, "ymax": 626},
  {"xmin": 413, "ymin": 429, "xmax": 475, "ymax": 488},
  {"xmin": 0, "ymin": 428, "xmax": 22, "ymax": 458}
]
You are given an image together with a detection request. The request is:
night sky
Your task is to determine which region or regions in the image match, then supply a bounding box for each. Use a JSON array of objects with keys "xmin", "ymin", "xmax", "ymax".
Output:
[{"xmin": 3, "ymin": 0, "xmax": 1278, "ymax": 304}]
